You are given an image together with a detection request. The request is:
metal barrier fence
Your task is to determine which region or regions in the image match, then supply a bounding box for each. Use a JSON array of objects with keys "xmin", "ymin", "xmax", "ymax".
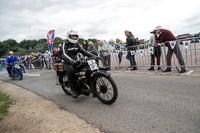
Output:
[{"xmin": 98, "ymin": 37, "xmax": 200, "ymax": 74}]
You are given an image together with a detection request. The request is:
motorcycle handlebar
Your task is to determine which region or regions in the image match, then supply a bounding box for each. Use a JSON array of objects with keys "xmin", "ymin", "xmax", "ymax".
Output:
[
  {"xmin": 84, "ymin": 56, "xmax": 102, "ymax": 62},
  {"xmin": 7, "ymin": 62, "xmax": 22, "ymax": 65}
]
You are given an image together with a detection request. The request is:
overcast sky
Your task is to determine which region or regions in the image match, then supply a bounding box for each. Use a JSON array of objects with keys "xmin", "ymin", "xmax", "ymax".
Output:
[{"xmin": 0, "ymin": 0, "xmax": 200, "ymax": 42}]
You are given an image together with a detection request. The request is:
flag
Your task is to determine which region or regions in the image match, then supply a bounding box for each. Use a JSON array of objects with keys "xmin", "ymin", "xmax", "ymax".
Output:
[
  {"xmin": 123, "ymin": 51, "xmax": 127, "ymax": 55},
  {"xmin": 139, "ymin": 49, "xmax": 144, "ymax": 56},
  {"xmin": 149, "ymin": 47, "xmax": 154, "ymax": 54},
  {"xmin": 169, "ymin": 41, "xmax": 176, "ymax": 49},
  {"xmin": 116, "ymin": 50, "xmax": 119, "ymax": 54},
  {"xmin": 47, "ymin": 30, "xmax": 55, "ymax": 64},
  {"xmin": 109, "ymin": 50, "xmax": 113, "ymax": 53},
  {"xmin": 130, "ymin": 51, "xmax": 135, "ymax": 55},
  {"xmin": 183, "ymin": 41, "xmax": 191, "ymax": 49}
]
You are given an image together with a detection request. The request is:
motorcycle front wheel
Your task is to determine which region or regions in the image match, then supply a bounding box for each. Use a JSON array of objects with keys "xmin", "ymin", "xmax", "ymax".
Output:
[
  {"xmin": 17, "ymin": 69, "xmax": 23, "ymax": 80},
  {"xmin": 94, "ymin": 75, "xmax": 118, "ymax": 105}
]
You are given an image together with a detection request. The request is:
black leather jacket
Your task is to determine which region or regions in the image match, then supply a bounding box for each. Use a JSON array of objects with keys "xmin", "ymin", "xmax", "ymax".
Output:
[
  {"xmin": 58, "ymin": 40, "xmax": 93, "ymax": 64},
  {"xmin": 125, "ymin": 35, "xmax": 137, "ymax": 51}
]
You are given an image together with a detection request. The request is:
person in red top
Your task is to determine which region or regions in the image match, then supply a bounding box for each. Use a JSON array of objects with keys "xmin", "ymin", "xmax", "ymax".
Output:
[{"xmin": 155, "ymin": 26, "xmax": 186, "ymax": 73}]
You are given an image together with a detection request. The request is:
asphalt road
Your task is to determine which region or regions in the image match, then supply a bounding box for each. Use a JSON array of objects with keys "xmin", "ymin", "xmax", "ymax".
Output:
[{"xmin": 0, "ymin": 69, "xmax": 200, "ymax": 133}]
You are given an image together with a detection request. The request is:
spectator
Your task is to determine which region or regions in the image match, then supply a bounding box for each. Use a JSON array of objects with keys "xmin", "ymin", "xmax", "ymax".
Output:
[
  {"xmin": 31, "ymin": 52, "xmax": 40, "ymax": 69},
  {"xmin": 136, "ymin": 37, "xmax": 140, "ymax": 45},
  {"xmin": 87, "ymin": 41, "xmax": 98, "ymax": 65},
  {"xmin": 52, "ymin": 47, "xmax": 62, "ymax": 85},
  {"xmin": 44, "ymin": 50, "xmax": 51, "ymax": 69},
  {"xmin": 155, "ymin": 26, "xmax": 186, "ymax": 73},
  {"xmin": 24, "ymin": 55, "xmax": 32, "ymax": 70},
  {"xmin": 52, "ymin": 47, "xmax": 61, "ymax": 63},
  {"xmin": 0, "ymin": 58, "xmax": 6, "ymax": 71},
  {"xmin": 82, "ymin": 40, "xmax": 89, "ymax": 51},
  {"xmin": 87, "ymin": 41, "xmax": 97, "ymax": 56},
  {"xmin": 98, "ymin": 40, "xmax": 111, "ymax": 70},
  {"xmin": 114, "ymin": 38, "xmax": 122, "ymax": 65},
  {"xmin": 125, "ymin": 30, "xmax": 137, "ymax": 71},
  {"xmin": 148, "ymin": 30, "xmax": 161, "ymax": 70},
  {"xmin": 37, "ymin": 52, "xmax": 45, "ymax": 69}
]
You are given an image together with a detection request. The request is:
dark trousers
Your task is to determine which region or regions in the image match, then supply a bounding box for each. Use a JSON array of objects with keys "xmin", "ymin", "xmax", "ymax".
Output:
[
  {"xmin": 38, "ymin": 58, "xmax": 44, "ymax": 69},
  {"xmin": 23, "ymin": 61, "xmax": 27, "ymax": 68},
  {"xmin": 41, "ymin": 59, "xmax": 44, "ymax": 68},
  {"xmin": 118, "ymin": 52, "xmax": 122, "ymax": 65},
  {"xmin": 27, "ymin": 61, "xmax": 32, "ymax": 69},
  {"xmin": 103, "ymin": 55, "xmax": 111, "ymax": 69},
  {"xmin": 150, "ymin": 46, "xmax": 161, "ymax": 67},
  {"xmin": 7, "ymin": 65, "xmax": 12, "ymax": 75},
  {"xmin": 63, "ymin": 64, "xmax": 77, "ymax": 89},
  {"xmin": 127, "ymin": 52, "xmax": 137, "ymax": 68},
  {"xmin": 35, "ymin": 59, "xmax": 41, "ymax": 69},
  {"xmin": 166, "ymin": 43, "xmax": 185, "ymax": 70},
  {"xmin": 100, "ymin": 53, "xmax": 111, "ymax": 69}
]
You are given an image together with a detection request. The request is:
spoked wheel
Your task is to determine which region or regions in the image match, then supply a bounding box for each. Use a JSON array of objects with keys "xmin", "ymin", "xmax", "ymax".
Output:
[
  {"xmin": 95, "ymin": 75, "xmax": 118, "ymax": 105},
  {"xmin": 17, "ymin": 69, "xmax": 23, "ymax": 80},
  {"xmin": 59, "ymin": 74, "xmax": 71, "ymax": 96}
]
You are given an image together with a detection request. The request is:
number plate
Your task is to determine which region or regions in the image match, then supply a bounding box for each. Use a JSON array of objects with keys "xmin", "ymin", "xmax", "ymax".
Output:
[{"xmin": 87, "ymin": 60, "xmax": 99, "ymax": 71}]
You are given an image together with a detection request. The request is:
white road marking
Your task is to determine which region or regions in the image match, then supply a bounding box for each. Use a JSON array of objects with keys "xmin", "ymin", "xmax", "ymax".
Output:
[
  {"xmin": 23, "ymin": 74, "xmax": 40, "ymax": 77},
  {"xmin": 185, "ymin": 70, "xmax": 194, "ymax": 76}
]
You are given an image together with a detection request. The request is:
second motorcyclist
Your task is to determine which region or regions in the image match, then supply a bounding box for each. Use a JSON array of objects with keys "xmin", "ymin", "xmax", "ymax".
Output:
[{"xmin": 4, "ymin": 51, "xmax": 22, "ymax": 76}]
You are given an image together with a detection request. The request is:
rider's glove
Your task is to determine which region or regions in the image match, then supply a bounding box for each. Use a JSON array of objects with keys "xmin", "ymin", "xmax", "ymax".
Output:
[
  {"xmin": 72, "ymin": 60, "xmax": 81, "ymax": 67},
  {"xmin": 93, "ymin": 56, "xmax": 100, "ymax": 60}
]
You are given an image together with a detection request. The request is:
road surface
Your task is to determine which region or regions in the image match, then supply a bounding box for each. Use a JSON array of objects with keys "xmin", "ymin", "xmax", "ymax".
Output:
[{"xmin": 0, "ymin": 69, "xmax": 200, "ymax": 133}]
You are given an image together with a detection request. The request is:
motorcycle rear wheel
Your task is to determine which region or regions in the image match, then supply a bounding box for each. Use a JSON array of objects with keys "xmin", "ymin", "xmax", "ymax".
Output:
[{"xmin": 59, "ymin": 74, "xmax": 71, "ymax": 96}]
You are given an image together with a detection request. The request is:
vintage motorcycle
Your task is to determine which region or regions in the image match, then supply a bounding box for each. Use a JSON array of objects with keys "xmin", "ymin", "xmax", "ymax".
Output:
[
  {"xmin": 55, "ymin": 57, "xmax": 118, "ymax": 105},
  {"xmin": 9, "ymin": 61, "xmax": 23, "ymax": 80}
]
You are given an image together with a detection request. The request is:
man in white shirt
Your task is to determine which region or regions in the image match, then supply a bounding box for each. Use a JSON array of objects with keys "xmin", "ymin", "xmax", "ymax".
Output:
[
  {"xmin": 98, "ymin": 40, "xmax": 111, "ymax": 70},
  {"xmin": 148, "ymin": 30, "xmax": 161, "ymax": 71}
]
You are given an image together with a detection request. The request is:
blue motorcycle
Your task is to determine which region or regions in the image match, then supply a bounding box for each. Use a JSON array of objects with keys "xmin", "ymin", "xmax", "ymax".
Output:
[{"xmin": 9, "ymin": 61, "xmax": 23, "ymax": 80}]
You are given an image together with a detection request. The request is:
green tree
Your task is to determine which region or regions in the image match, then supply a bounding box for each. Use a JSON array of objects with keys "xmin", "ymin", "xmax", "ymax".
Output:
[
  {"xmin": 0, "ymin": 37, "xmax": 102, "ymax": 57},
  {"xmin": 0, "ymin": 41, "xmax": 7, "ymax": 57},
  {"xmin": 18, "ymin": 39, "xmax": 37, "ymax": 50},
  {"xmin": 108, "ymin": 39, "xmax": 115, "ymax": 46},
  {"xmin": 14, "ymin": 48, "xmax": 27, "ymax": 56},
  {"xmin": 78, "ymin": 38, "xmax": 85, "ymax": 45},
  {"xmin": 53, "ymin": 37, "xmax": 63, "ymax": 48},
  {"xmin": 2, "ymin": 39, "xmax": 18, "ymax": 52}
]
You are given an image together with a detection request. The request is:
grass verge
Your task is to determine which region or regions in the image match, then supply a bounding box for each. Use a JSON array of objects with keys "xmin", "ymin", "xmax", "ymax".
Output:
[{"xmin": 0, "ymin": 91, "xmax": 12, "ymax": 121}]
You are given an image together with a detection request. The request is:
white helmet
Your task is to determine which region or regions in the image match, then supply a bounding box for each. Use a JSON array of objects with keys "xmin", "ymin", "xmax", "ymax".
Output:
[
  {"xmin": 66, "ymin": 30, "xmax": 79, "ymax": 44},
  {"xmin": 9, "ymin": 51, "xmax": 14, "ymax": 54}
]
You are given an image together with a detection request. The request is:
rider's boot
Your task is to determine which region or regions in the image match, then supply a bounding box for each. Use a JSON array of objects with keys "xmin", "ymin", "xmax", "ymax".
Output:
[
  {"xmin": 81, "ymin": 85, "xmax": 90, "ymax": 96},
  {"xmin": 71, "ymin": 89, "xmax": 78, "ymax": 98},
  {"xmin": 69, "ymin": 83, "xmax": 79, "ymax": 98},
  {"xmin": 8, "ymin": 70, "xmax": 11, "ymax": 77}
]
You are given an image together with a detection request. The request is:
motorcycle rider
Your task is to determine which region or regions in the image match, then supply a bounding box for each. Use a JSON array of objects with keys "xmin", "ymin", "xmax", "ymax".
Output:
[
  {"xmin": 57, "ymin": 30, "xmax": 95, "ymax": 98},
  {"xmin": 4, "ymin": 51, "xmax": 21, "ymax": 76}
]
